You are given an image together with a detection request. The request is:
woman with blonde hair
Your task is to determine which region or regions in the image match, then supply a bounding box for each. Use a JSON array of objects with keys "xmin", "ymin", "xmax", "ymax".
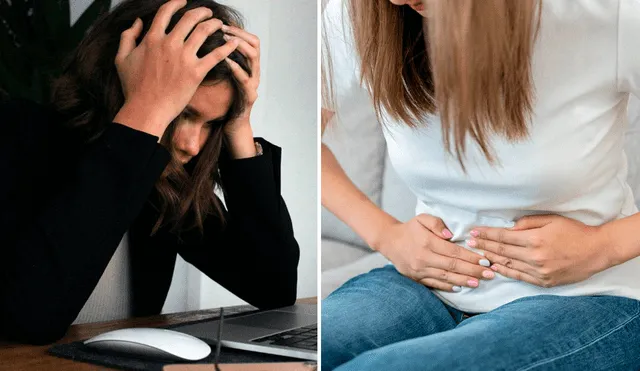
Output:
[{"xmin": 321, "ymin": 0, "xmax": 640, "ymax": 369}]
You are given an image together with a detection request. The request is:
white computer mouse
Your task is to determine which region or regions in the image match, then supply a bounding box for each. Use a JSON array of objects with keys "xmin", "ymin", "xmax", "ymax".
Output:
[{"xmin": 84, "ymin": 327, "xmax": 211, "ymax": 361}]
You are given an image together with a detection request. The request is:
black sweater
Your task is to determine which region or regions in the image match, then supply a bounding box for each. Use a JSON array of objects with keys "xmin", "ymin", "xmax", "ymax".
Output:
[{"xmin": 0, "ymin": 97, "xmax": 300, "ymax": 345}]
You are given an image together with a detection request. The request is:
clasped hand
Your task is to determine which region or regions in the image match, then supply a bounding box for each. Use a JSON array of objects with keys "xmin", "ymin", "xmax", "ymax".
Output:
[
  {"xmin": 375, "ymin": 214, "xmax": 496, "ymax": 292},
  {"xmin": 467, "ymin": 214, "xmax": 611, "ymax": 288}
]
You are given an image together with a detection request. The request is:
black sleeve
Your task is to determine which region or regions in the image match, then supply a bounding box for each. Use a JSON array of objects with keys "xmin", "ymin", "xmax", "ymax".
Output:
[
  {"xmin": 174, "ymin": 138, "xmax": 300, "ymax": 310},
  {"xmin": 0, "ymin": 100, "xmax": 171, "ymax": 344}
]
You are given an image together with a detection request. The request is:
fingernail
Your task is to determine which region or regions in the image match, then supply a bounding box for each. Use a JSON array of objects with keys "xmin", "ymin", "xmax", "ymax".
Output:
[
  {"xmin": 467, "ymin": 279, "xmax": 479, "ymax": 288},
  {"xmin": 442, "ymin": 229, "xmax": 453, "ymax": 239},
  {"xmin": 223, "ymin": 34, "xmax": 231, "ymax": 41},
  {"xmin": 452, "ymin": 286, "xmax": 462, "ymax": 292},
  {"xmin": 506, "ymin": 221, "xmax": 516, "ymax": 228},
  {"xmin": 479, "ymin": 259, "xmax": 491, "ymax": 267},
  {"xmin": 466, "ymin": 239, "xmax": 477, "ymax": 247},
  {"xmin": 221, "ymin": 24, "xmax": 229, "ymax": 31},
  {"xmin": 482, "ymin": 270, "xmax": 495, "ymax": 279},
  {"xmin": 490, "ymin": 265, "xmax": 498, "ymax": 271},
  {"xmin": 470, "ymin": 230, "xmax": 479, "ymax": 237}
]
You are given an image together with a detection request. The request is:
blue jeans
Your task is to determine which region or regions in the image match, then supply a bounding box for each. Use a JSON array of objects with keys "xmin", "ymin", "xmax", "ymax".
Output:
[{"xmin": 321, "ymin": 265, "xmax": 640, "ymax": 370}]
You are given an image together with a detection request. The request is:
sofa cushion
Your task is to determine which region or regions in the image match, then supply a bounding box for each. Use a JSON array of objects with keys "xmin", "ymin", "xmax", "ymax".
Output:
[
  {"xmin": 321, "ymin": 91, "xmax": 387, "ymax": 249},
  {"xmin": 321, "ymin": 252, "xmax": 390, "ymax": 298},
  {"xmin": 321, "ymin": 237, "xmax": 373, "ymax": 272}
]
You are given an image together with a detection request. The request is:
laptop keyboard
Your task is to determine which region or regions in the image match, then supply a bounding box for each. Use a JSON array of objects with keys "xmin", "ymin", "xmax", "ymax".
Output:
[{"xmin": 251, "ymin": 324, "xmax": 317, "ymax": 351}]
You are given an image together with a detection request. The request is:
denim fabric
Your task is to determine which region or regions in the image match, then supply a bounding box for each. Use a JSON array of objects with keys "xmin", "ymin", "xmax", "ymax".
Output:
[{"xmin": 321, "ymin": 265, "xmax": 640, "ymax": 371}]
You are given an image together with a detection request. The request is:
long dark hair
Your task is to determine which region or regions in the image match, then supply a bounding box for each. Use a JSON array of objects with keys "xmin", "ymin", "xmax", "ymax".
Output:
[{"xmin": 50, "ymin": 0, "xmax": 251, "ymax": 235}]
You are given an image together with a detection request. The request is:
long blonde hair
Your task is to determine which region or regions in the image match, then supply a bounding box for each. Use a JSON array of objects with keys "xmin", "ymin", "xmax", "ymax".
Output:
[{"xmin": 323, "ymin": 0, "xmax": 542, "ymax": 170}]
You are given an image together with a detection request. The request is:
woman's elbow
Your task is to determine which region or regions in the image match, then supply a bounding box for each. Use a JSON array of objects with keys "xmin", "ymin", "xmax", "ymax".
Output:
[
  {"xmin": 250, "ymin": 269, "xmax": 298, "ymax": 310},
  {"xmin": 269, "ymin": 280, "xmax": 298, "ymax": 308},
  {"xmin": 253, "ymin": 288, "xmax": 297, "ymax": 310}
]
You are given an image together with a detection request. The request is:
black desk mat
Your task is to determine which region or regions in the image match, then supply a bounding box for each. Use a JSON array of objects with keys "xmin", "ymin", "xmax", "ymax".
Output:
[{"xmin": 47, "ymin": 305, "xmax": 312, "ymax": 371}]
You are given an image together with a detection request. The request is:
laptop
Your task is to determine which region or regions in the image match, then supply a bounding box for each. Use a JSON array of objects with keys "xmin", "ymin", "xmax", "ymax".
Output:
[{"xmin": 171, "ymin": 304, "xmax": 317, "ymax": 361}]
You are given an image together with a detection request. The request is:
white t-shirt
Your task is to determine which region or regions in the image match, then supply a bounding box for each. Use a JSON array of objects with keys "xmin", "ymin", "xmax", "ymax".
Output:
[{"xmin": 324, "ymin": 0, "xmax": 640, "ymax": 313}]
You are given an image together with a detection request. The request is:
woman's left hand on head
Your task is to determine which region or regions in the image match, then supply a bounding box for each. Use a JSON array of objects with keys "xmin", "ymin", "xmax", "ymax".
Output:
[
  {"xmin": 466, "ymin": 215, "xmax": 611, "ymax": 288},
  {"xmin": 222, "ymin": 24, "xmax": 260, "ymax": 135}
]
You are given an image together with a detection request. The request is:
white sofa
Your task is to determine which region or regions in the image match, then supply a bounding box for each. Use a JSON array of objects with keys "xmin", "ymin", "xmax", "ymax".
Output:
[{"xmin": 321, "ymin": 96, "xmax": 640, "ymax": 299}]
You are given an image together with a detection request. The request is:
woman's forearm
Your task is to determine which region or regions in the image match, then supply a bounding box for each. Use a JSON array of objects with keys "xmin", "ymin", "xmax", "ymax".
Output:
[
  {"xmin": 186, "ymin": 138, "xmax": 298, "ymax": 309},
  {"xmin": 321, "ymin": 143, "xmax": 397, "ymax": 250},
  {"xmin": 598, "ymin": 212, "xmax": 640, "ymax": 268},
  {"xmin": 225, "ymin": 123, "xmax": 258, "ymax": 159},
  {"xmin": 113, "ymin": 101, "xmax": 171, "ymax": 140}
]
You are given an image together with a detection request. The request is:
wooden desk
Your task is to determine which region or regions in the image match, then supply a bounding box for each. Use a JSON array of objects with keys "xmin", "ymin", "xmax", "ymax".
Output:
[{"xmin": 0, "ymin": 297, "xmax": 317, "ymax": 371}]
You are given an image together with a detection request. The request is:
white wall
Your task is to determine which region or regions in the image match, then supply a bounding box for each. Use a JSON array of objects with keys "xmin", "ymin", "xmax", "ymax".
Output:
[{"xmin": 70, "ymin": 0, "xmax": 318, "ymax": 312}]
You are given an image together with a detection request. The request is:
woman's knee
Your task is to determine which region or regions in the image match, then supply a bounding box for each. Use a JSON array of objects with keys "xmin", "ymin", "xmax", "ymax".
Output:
[
  {"xmin": 326, "ymin": 265, "xmax": 437, "ymax": 305},
  {"xmin": 322, "ymin": 265, "xmax": 443, "ymax": 328},
  {"xmin": 321, "ymin": 265, "xmax": 456, "ymax": 370}
]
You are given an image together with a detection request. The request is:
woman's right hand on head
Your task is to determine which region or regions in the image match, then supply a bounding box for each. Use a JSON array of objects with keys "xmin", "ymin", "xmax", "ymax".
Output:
[
  {"xmin": 114, "ymin": 0, "xmax": 239, "ymax": 138},
  {"xmin": 375, "ymin": 214, "xmax": 495, "ymax": 292}
]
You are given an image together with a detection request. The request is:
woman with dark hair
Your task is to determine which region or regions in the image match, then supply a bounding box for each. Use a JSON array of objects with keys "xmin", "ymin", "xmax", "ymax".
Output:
[
  {"xmin": 0, "ymin": 0, "xmax": 299, "ymax": 345},
  {"xmin": 321, "ymin": 0, "xmax": 640, "ymax": 370}
]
